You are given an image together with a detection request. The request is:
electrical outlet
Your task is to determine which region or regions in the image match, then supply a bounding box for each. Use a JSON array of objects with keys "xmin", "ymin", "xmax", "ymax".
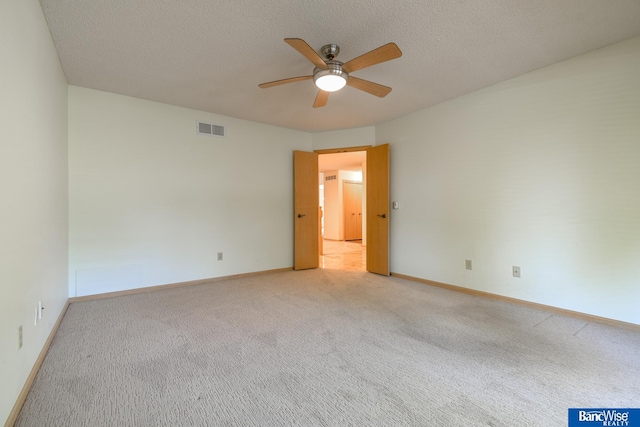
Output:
[
  {"xmin": 18, "ymin": 325, "xmax": 23, "ymax": 349},
  {"xmin": 465, "ymin": 259, "xmax": 472, "ymax": 270},
  {"xmin": 217, "ymin": 252, "xmax": 223, "ymax": 261},
  {"xmin": 513, "ymin": 266, "xmax": 521, "ymax": 278}
]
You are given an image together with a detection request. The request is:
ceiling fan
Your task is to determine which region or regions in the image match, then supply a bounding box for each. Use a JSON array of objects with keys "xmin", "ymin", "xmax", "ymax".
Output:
[{"xmin": 259, "ymin": 38, "xmax": 402, "ymax": 108}]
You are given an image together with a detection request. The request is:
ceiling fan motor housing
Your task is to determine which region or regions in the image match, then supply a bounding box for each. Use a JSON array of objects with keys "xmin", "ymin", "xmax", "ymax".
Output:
[{"xmin": 321, "ymin": 44, "xmax": 340, "ymax": 60}]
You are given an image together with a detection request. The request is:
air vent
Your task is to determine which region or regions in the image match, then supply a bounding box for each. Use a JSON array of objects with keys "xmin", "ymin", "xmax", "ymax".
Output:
[
  {"xmin": 325, "ymin": 175, "xmax": 337, "ymax": 181},
  {"xmin": 197, "ymin": 121, "xmax": 225, "ymax": 137}
]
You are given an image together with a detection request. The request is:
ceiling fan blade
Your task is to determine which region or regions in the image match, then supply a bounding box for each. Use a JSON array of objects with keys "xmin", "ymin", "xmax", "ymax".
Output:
[
  {"xmin": 259, "ymin": 75, "xmax": 313, "ymax": 89},
  {"xmin": 313, "ymin": 90, "xmax": 329, "ymax": 108},
  {"xmin": 346, "ymin": 76, "xmax": 392, "ymax": 98},
  {"xmin": 285, "ymin": 38, "xmax": 327, "ymax": 68},
  {"xmin": 342, "ymin": 43, "xmax": 402, "ymax": 74}
]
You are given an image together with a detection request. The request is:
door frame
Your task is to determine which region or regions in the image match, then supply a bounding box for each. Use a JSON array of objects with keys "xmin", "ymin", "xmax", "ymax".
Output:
[{"xmin": 314, "ymin": 145, "xmax": 373, "ymax": 156}]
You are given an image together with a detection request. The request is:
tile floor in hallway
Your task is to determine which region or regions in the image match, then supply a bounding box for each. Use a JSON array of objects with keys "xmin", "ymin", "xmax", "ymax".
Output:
[{"xmin": 320, "ymin": 239, "xmax": 365, "ymax": 271}]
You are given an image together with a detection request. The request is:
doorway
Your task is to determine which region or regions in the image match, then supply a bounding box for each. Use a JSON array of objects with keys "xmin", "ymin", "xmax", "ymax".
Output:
[
  {"xmin": 318, "ymin": 151, "xmax": 366, "ymax": 271},
  {"xmin": 294, "ymin": 144, "xmax": 389, "ymax": 275}
]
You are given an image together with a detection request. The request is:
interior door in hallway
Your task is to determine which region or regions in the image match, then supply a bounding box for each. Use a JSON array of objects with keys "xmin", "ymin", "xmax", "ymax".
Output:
[
  {"xmin": 366, "ymin": 144, "xmax": 390, "ymax": 275},
  {"xmin": 293, "ymin": 150, "xmax": 319, "ymax": 270},
  {"xmin": 343, "ymin": 181, "xmax": 362, "ymax": 241}
]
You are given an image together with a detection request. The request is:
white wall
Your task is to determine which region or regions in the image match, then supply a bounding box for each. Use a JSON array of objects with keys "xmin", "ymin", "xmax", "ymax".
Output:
[
  {"xmin": 312, "ymin": 126, "xmax": 375, "ymax": 150},
  {"xmin": 377, "ymin": 36, "xmax": 640, "ymax": 325},
  {"xmin": 322, "ymin": 171, "xmax": 340, "ymax": 240},
  {"xmin": 0, "ymin": 0, "xmax": 69, "ymax": 423},
  {"xmin": 322, "ymin": 170, "xmax": 363, "ymax": 241},
  {"xmin": 69, "ymin": 87, "xmax": 311, "ymax": 296}
]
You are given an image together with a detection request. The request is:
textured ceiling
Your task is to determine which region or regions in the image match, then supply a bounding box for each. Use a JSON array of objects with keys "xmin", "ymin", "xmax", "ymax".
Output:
[{"xmin": 40, "ymin": 0, "xmax": 640, "ymax": 133}]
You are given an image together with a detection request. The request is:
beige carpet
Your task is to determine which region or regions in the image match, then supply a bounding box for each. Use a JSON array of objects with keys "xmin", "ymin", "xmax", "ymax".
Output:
[{"xmin": 16, "ymin": 269, "xmax": 640, "ymax": 426}]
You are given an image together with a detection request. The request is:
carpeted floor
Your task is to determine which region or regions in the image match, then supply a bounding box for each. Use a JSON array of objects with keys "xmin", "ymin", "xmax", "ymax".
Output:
[{"xmin": 16, "ymin": 269, "xmax": 640, "ymax": 426}]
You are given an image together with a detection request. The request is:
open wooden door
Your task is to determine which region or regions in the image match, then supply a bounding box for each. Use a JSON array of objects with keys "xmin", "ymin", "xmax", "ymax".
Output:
[
  {"xmin": 294, "ymin": 150, "xmax": 319, "ymax": 270},
  {"xmin": 343, "ymin": 182, "xmax": 363, "ymax": 240},
  {"xmin": 366, "ymin": 144, "xmax": 390, "ymax": 275}
]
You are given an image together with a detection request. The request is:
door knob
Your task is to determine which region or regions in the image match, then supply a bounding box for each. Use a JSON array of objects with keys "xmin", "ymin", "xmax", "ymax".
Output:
[
  {"xmin": 377, "ymin": 213, "xmax": 387, "ymax": 218},
  {"xmin": 297, "ymin": 214, "xmax": 306, "ymax": 218}
]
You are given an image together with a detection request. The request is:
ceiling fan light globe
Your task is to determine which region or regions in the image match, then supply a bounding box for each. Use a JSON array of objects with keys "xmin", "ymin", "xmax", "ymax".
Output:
[
  {"xmin": 313, "ymin": 62, "xmax": 349, "ymax": 92},
  {"xmin": 315, "ymin": 74, "xmax": 347, "ymax": 92}
]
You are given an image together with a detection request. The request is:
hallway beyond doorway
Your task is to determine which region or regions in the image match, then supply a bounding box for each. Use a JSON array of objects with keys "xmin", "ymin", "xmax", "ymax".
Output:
[{"xmin": 320, "ymin": 239, "xmax": 365, "ymax": 271}]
